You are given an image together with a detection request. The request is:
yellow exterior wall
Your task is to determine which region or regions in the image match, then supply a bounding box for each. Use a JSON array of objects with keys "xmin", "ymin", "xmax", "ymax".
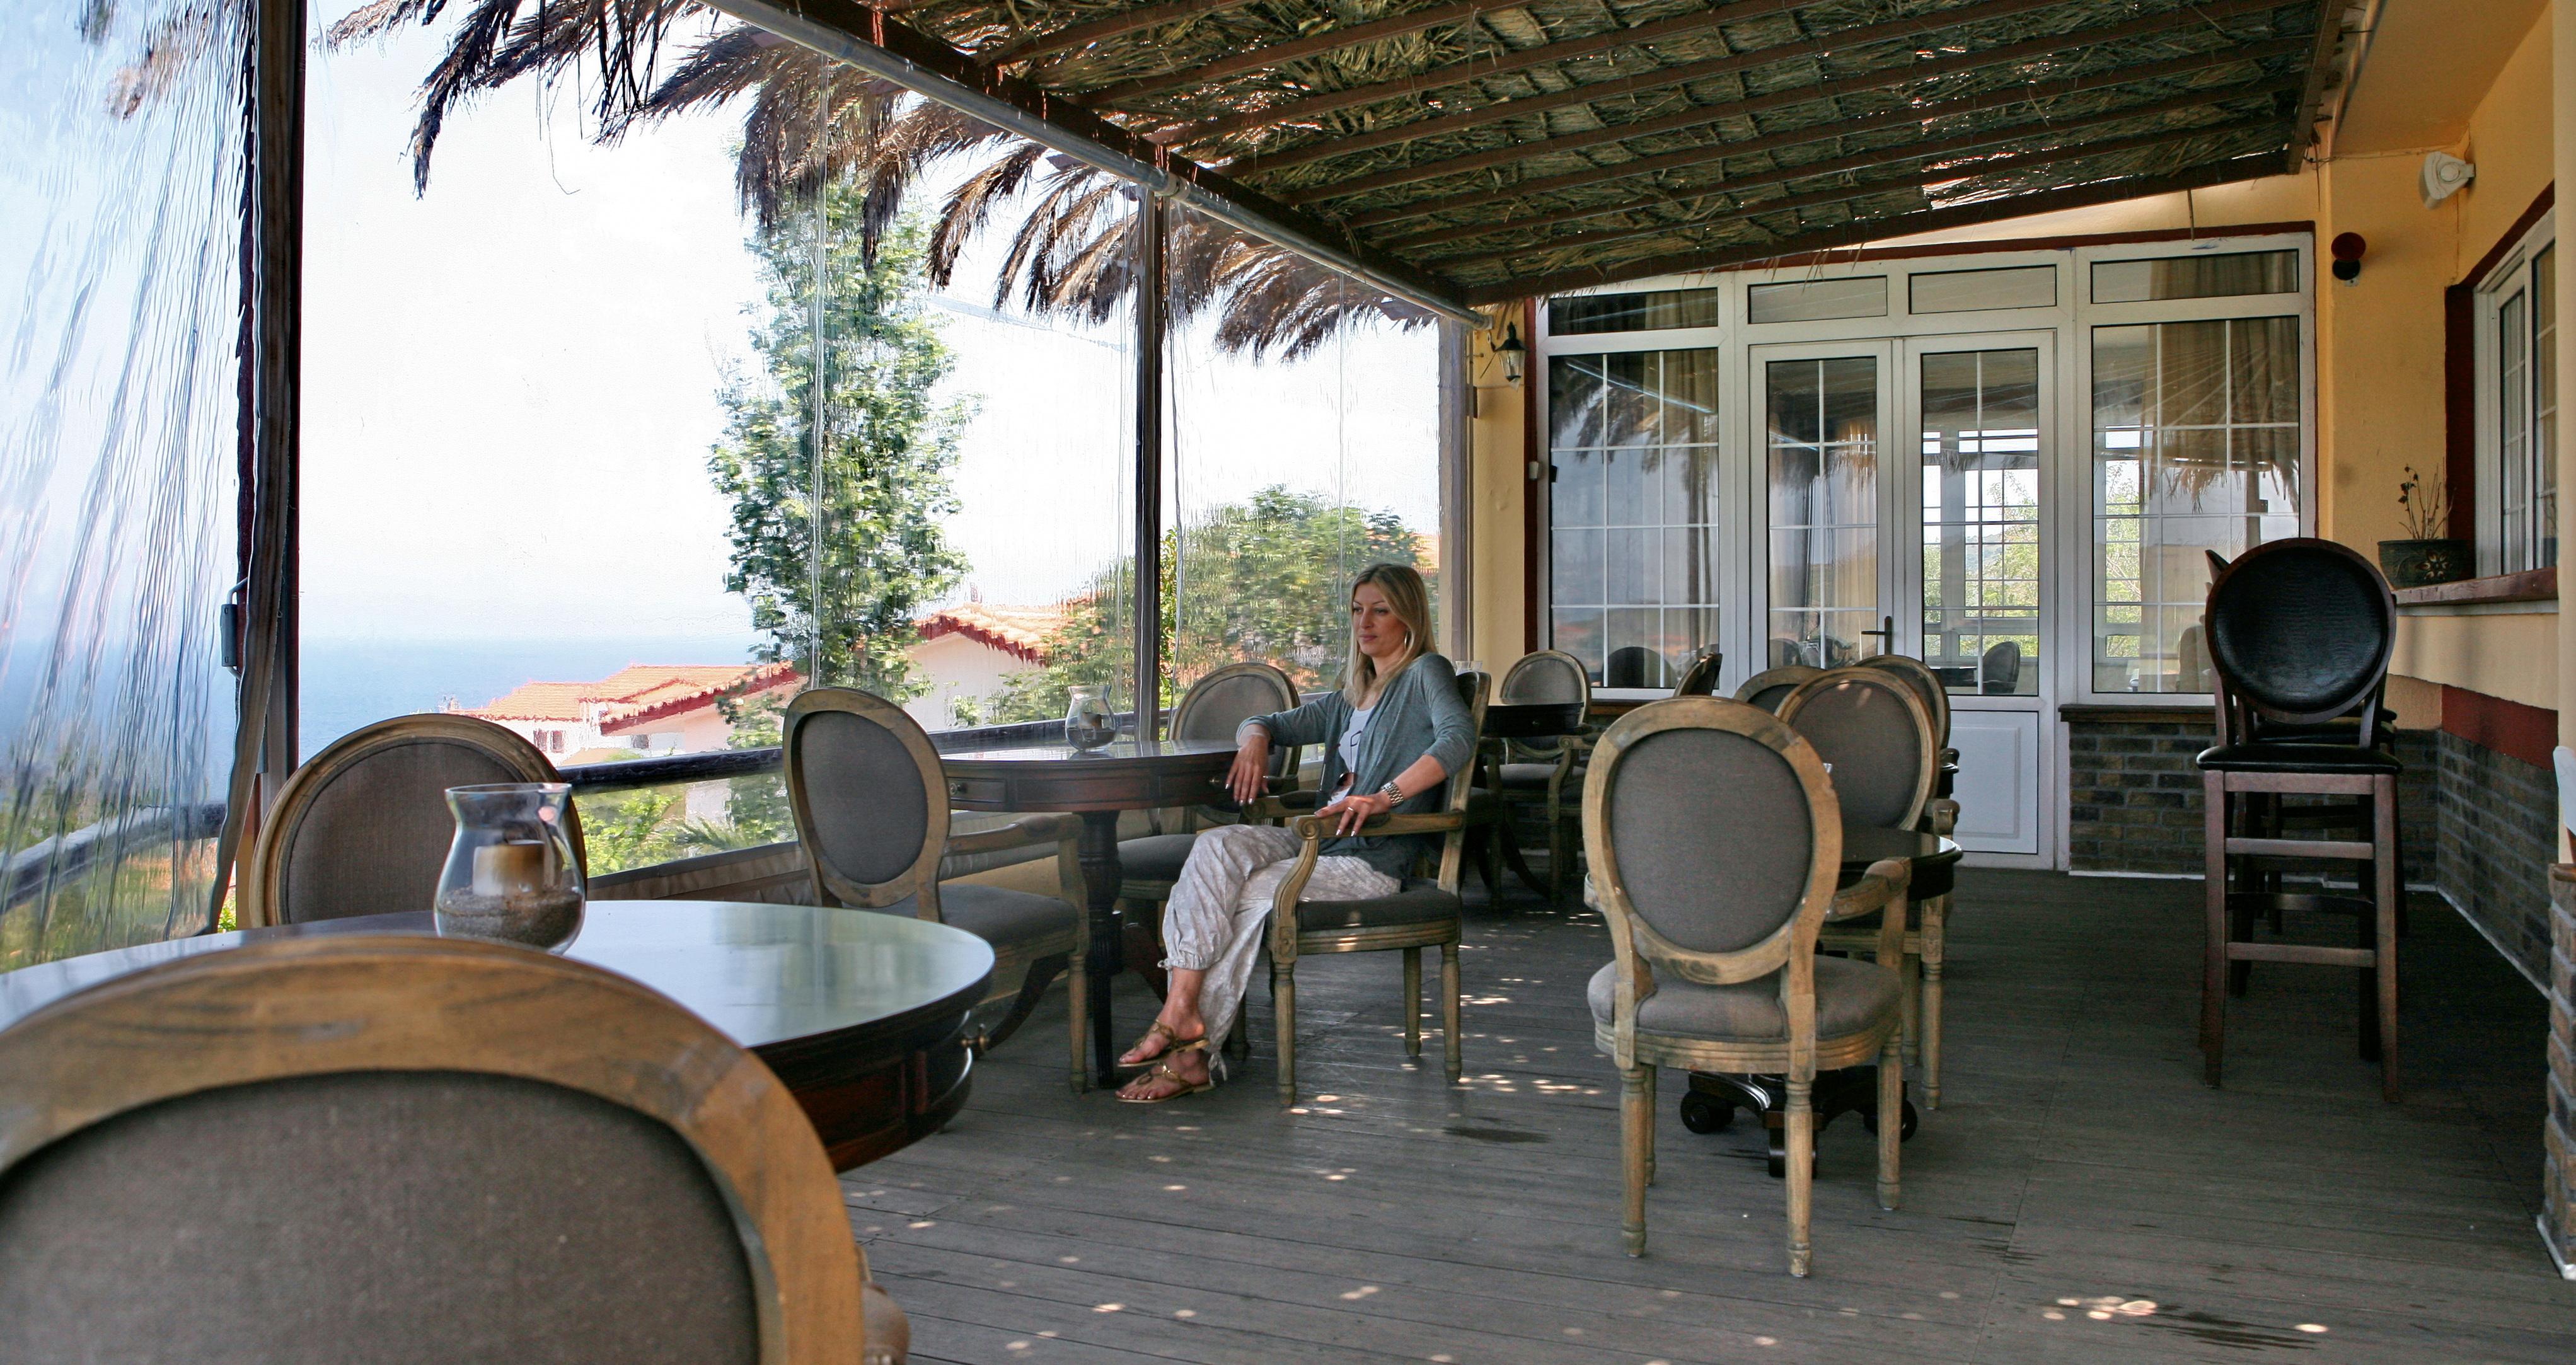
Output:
[
  {"xmin": 1465, "ymin": 310, "xmax": 1529, "ymax": 672},
  {"xmin": 2459, "ymin": 6, "xmax": 2558, "ymax": 274}
]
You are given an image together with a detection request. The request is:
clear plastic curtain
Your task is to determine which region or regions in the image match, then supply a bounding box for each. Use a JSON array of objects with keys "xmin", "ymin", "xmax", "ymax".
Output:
[
  {"xmin": 1163, "ymin": 203, "xmax": 1440, "ymax": 702},
  {"xmin": 1, "ymin": 1, "xmax": 247, "ymax": 964}
]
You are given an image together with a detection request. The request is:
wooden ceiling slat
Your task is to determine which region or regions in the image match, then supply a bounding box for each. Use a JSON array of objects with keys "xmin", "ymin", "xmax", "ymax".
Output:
[
  {"xmin": 978, "ymin": 0, "xmax": 1258, "ymax": 67},
  {"xmin": 1242, "ymin": 0, "xmax": 2291, "ymax": 178},
  {"xmin": 1460, "ymin": 149, "xmax": 2294, "ymax": 302},
  {"xmin": 1139, "ymin": 0, "xmax": 1816, "ymax": 135},
  {"xmin": 1284, "ymin": 22, "xmax": 2309, "ymax": 205},
  {"xmin": 1373, "ymin": 74, "xmax": 2300, "ymax": 251},
  {"xmin": 2289, "ymin": 0, "xmax": 2345, "ymax": 151},
  {"xmin": 1343, "ymin": 45, "xmax": 2302, "ymax": 229},
  {"xmin": 1431, "ymin": 118, "xmax": 2285, "ymax": 268},
  {"xmin": 1087, "ymin": 0, "xmax": 1498, "ymax": 105}
]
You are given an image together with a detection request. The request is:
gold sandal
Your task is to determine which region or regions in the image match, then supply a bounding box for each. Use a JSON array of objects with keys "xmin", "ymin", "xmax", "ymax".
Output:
[
  {"xmin": 1116, "ymin": 1059, "xmax": 1215, "ymax": 1103},
  {"xmin": 1116, "ymin": 1021, "xmax": 1206, "ymax": 1071}
]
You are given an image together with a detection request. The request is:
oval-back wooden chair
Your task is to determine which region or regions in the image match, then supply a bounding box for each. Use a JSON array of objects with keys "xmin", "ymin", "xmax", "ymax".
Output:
[
  {"xmin": 0, "ymin": 935, "xmax": 900, "ymax": 1364},
  {"xmin": 1116, "ymin": 661, "xmax": 1303, "ymax": 918},
  {"xmin": 1856, "ymin": 653, "xmax": 1951, "ymax": 753},
  {"xmin": 1269, "ymin": 667, "xmax": 1489, "ymax": 1104},
  {"xmin": 1583, "ymin": 697, "xmax": 1909, "ymax": 1276},
  {"xmin": 1779, "ymin": 666, "xmax": 1953, "ymax": 1103},
  {"xmin": 242, "ymin": 714, "xmax": 584, "ymax": 929},
  {"xmin": 1494, "ymin": 649, "xmax": 1594, "ymax": 899},
  {"xmin": 1671, "ymin": 650, "xmax": 1724, "ymax": 698},
  {"xmin": 1733, "ymin": 665, "xmax": 1822, "ymax": 714},
  {"xmin": 782, "ymin": 687, "xmax": 1089, "ymax": 1093}
]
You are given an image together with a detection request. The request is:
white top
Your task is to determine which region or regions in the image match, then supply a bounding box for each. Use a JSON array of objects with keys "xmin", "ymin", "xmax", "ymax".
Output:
[{"xmin": 1332, "ymin": 705, "xmax": 1375, "ymax": 798}]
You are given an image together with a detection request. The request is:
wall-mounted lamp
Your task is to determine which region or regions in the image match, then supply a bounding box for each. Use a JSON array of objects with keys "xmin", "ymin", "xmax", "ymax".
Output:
[
  {"xmin": 2330, "ymin": 231, "xmax": 2365, "ymax": 285},
  {"xmin": 1496, "ymin": 323, "xmax": 1527, "ymax": 386}
]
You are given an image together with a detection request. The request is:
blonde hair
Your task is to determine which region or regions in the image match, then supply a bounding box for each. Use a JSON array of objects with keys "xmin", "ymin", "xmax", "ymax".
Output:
[{"xmin": 1343, "ymin": 562, "xmax": 1435, "ymax": 705}]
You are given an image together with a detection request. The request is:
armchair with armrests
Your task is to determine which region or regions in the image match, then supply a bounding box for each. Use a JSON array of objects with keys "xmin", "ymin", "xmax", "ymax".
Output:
[
  {"xmin": 1114, "ymin": 662, "xmax": 1303, "ymax": 981},
  {"xmin": 783, "ymin": 687, "xmax": 1091, "ymax": 1093},
  {"xmin": 1267, "ymin": 669, "xmax": 1489, "ymax": 1105},
  {"xmin": 0, "ymin": 935, "xmax": 905, "ymax": 1363},
  {"xmin": 1584, "ymin": 696, "xmax": 1910, "ymax": 1276}
]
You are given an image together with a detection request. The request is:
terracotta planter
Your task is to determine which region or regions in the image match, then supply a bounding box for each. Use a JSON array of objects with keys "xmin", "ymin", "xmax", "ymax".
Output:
[{"xmin": 2377, "ymin": 538, "xmax": 2470, "ymax": 589}]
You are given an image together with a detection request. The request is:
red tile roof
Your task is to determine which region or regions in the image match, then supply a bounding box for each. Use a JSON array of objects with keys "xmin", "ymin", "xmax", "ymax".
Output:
[
  {"xmin": 915, "ymin": 602, "xmax": 1067, "ymax": 664},
  {"xmin": 462, "ymin": 662, "xmax": 800, "ymax": 732}
]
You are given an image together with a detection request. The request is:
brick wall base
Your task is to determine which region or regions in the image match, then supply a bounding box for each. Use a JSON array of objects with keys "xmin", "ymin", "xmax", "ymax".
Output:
[{"xmin": 2546, "ymin": 867, "xmax": 2575, "ymax": 1277}]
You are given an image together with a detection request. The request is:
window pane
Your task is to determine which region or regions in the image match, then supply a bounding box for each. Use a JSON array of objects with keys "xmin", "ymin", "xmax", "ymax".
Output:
[
  {"xmin": 1767, "ymin": 356, "xmax": 1880, "ymax": 668},
  {"xmin": 2538, "ymin": 247, "xmax": 2559, "ymax": 568},
  {"xmin": 1548, "ymin": 348, "xmax": 1721, "ymax": 685},
  {"xmin": 1748, "ymin": 276, "xmax": 1890, "ymax": 323},
  {"xmin": 2502, "ymin": 287, "xmax": 2531, "ymax": 570},
  {"xmin": 2093, "ymin": 250, "xmax": 2299, "ymax": 302},
  {"xmin": 2091, "ymin": 319, "xmax": 2301, "ymax": 693},
  {"xmin": 1549, "ymin": 287, "xmax": 1722, "ymax": 335},
  {"xmin": 1909, "ymin": 265, "xmax": 2058, "ymax": 314},
  {"xmin": 1920, "ymin": 350, "xmax": 2041, "ymax": 695}
]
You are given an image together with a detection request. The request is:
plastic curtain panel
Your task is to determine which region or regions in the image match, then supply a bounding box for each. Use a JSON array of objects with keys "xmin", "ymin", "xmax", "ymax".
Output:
[
  {"xmin": 1163, "ymin": 202, "xmax": 1440, "ymax": 702},
  {"xmin": 1, "ymin": 1, "xmax": 247, "ymax": 964}
]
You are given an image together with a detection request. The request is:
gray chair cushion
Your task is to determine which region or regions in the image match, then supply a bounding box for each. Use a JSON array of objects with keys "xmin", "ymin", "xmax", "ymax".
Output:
[
  {"xmin": 280, "ymin": 740, "xmax": 526, "ymax": 922},
  {"xmin": 1173, "ymin": 672, "xmax": 1291, "ymax": 743},
  {"xmin": 1496, "ymin": 762, "xmax": 1565, "ymax": 791},
  {"xmin": 1117, "ymin": 831, "xmax": 1200, "ymax": 886},
  {"xmin": 0, "ymin": 1071, "xmax": 756, "ymax": 1364},
  {"xmin": 1501, "ymin": 655, "xmax": 1586, "ymax": 704},
  {"xmin": 1587, "ymin": 956, "xmax": 1900, "ymax": 1044},
  {"xmin": 1786, "ymin": 679, "xmax": 1926, "ymax": 829},
  {"xmin": 1605, "ymin": 728, "xmax": 1812, "ymax": 953},
  {"xmin": 1295, "ymin": 878, "xmax": 1459, "ymax": 933},
  {"xmin": 882, "ymin": 881, "xmax": 1075, "ymax": 948},
  {"xmin": 794, "ymin": 709, "xmax": 930, "ymax": 887}
]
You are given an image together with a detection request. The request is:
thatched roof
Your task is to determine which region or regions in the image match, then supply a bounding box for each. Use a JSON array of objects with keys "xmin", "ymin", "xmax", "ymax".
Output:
[{"xmin": 340, "ymin": 0, "xmax": 2339, "ymax": 343}]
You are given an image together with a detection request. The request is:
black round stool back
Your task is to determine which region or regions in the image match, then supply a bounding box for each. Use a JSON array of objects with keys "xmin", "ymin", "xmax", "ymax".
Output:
[{"xmin": 2202, "ymin": 538, "xmax": 2394, "ymax": 727}]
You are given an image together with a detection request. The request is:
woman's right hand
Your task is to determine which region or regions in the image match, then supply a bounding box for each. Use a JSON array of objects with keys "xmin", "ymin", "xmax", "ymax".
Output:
[{"xmin": 1227, "ymin": 731, "xmax": 1271, "ymax": 805}]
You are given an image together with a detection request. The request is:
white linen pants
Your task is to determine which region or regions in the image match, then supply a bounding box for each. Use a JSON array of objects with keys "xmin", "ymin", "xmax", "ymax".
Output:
[{"xmin": 1160, "ymin": 822, "xmax": 1399, "ymax": 1056}]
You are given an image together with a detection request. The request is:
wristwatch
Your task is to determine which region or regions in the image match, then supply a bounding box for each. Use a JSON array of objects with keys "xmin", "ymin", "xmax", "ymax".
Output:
[{"xmin": 1377, "ymin": 780, "xmax": 1406, "ymax": 803}]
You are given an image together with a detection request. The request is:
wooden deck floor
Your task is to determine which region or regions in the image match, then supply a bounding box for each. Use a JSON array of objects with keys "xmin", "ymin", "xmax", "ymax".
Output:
[{"xmin": 848, "ymin": 870, "xmax": 2576, "ymax": 1364}]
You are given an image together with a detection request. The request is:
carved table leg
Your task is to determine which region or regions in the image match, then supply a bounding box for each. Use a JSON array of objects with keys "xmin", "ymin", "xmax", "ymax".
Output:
[{"xmin": 1075, "ymin": 812, "xmax": 1126, "ymax": 1085}]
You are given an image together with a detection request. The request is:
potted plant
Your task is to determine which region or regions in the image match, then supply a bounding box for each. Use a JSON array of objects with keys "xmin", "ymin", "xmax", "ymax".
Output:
[{"xmin": 2379, "ymin": 465, "xmax": 2469, "ymax": 588}]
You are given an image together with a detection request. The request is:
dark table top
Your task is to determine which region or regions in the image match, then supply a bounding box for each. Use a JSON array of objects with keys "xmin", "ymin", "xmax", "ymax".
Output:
[
  {"xmin": 940, "ymin": 736, "xmax": 1242, "ymax": 815},
  {"xmin": 0, "ymin": 900, "xmax": 995, "ymax": 1054},
  {"xmin": 1482, "ymin": 700, "xmax": 1588, "ymax": 739},
  {"xmin": 1840, "ymin": 825, "xmax": 1962, "ymax": 868},
  {"xmin": 939, "ymin": 736, "xmax": 1239, "ymax": 765}
]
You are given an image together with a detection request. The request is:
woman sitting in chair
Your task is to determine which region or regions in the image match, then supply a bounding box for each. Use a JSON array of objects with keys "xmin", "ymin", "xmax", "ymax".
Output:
[{"xmin": 1116, "ymin": 562, "xmax": 1476, "ymax": 1103}]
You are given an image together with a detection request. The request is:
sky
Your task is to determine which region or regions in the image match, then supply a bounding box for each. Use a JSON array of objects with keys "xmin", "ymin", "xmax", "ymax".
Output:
[{"xmin": 298, "ymin": 9, "xmax": 1440, "ymax": 650}]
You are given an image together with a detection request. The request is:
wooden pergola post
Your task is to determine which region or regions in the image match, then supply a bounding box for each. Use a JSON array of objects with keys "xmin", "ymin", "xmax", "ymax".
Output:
[{"xmin": 1132, "ymin": 190, "xmax": 1167, "ymax": 740}]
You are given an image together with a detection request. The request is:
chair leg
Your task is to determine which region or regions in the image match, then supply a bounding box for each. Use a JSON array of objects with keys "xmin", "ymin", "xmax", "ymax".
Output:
[
  {"xmin": 2374, "ymin": 774, "xmax": 2401, "ymax": 1103},
  {"xmin": 1785, "ymin": 1074, "xmax": 1815, "ymax": 1277},
  {"xmin": 1620, "ymin": 1063, "xmax": 1652, "ymax": 1257},
  {"xmin": 1224, "ymin": 1011, "xmax": 1250, "ymax": 1062},
  {"xmin": 1921, "ymin": 895, "xmax": 1947, "ymax": 1110},
  {"xmin": 1402, "ymin": 947, "xmax": 1423, "ymax": 1058},
  {"xmin": 1440, "ymin": 942, "xmax": 1463, "ymax": 1083},
  {"xmin": 1897, "ymin": 945, "xmax": 1922, "ymax": 1066},
  {"xmin": 1274, "ymin": 963, "xmax": 1298, "ymax": 1107},
  {"xmin": 2201, "ymin": 770, "xmax": 2229, "ymax": 1087},
  {"xmin": 1876, "ymin": 1032, "xmax": 1902, "ymax": 1211},
  {"xmin": 1545, "ymin": 793, "xmax": 1567, "ymax": 902}
]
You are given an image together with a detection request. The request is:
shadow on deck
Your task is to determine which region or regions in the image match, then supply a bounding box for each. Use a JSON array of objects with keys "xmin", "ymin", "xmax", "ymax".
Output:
[{"xmin": 848, "ymin": 869, "xmax": 2572, "ymax": 1364}]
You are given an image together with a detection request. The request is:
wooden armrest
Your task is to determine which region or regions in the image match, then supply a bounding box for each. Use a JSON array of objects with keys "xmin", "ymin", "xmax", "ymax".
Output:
[
  {"xmin": 1925, "ymin": 798, "xmax": 1959, "ymax": 839},
  {"xmin": 1824, "ymin": 858, "xmax": 1912, "ymax": 921},
  {"xmin": 944, "ymin": 811, "xmax": 1081, "ymax": 856},
  {"xmin": 1288, "ymin": 810, "xmax": 1468, "ymax": 840}
]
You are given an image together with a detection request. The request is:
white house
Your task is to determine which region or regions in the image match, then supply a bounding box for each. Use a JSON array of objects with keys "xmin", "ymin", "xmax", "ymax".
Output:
[{"xmin": 906, "ymin": 601, "xmax": 1063, "ymax": 730}]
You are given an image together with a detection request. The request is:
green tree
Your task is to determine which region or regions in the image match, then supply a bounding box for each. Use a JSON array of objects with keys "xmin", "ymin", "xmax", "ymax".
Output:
[
  {"xmin": 710, "ymin": 192, "xmax": 973, "ymax": 698},
  {"xmin": 984, "ymin": 486, "xmax": 1431, "ymax": 722}
]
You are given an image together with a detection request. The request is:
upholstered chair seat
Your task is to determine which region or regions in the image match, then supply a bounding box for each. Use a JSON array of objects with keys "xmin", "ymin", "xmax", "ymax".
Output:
[
  {"xmin": 2193, "ymin": 742, "xmax": 2402, "ymax": 775},
  {"xmin": 1496, "ymin": 761, "xmax": 1565, "ymax": 790},
  {"xmin": 878, "ymin": 883, "xmax": 1080, "ymax": 946},
  {"xmin": 1587, "ymin": 956, "xmax": 1901, "ymax": 1043},
  {"xmin": 1114, "ymin": 831, "xmax": 1200, "ymax": 885}
]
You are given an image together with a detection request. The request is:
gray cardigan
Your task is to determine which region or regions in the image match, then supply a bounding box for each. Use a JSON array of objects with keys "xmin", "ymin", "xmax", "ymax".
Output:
[{"xmin": 1237, "ymin": 653, "xmax": 1478, "ymax": 880}]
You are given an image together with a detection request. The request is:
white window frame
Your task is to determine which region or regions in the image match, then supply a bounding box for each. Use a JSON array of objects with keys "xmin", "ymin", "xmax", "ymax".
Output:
[{"xmin": 2475, "ymin": 209, "xmax": 2558, "ymax": 576}]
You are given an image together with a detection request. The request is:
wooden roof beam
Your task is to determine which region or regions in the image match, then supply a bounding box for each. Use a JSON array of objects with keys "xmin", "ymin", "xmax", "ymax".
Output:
[
  {"xmin": 1371, "ymin": 74, "xmax": 2301, "ymax": 251},
  {"xmin": 1121, "ymin": 0, "xmax": 1815, "ymax": 128},
  {"xmin": 1343, "ymin": 45, "xmax": 2305, "ymax": 229},
  {"xmin": 1459, "ymin": 149, "xmax": 2295, "ymax": 303},
  {"xmin": 691, "ymin": 0, "xmax": 1480, "ymax": 321},
  {"xmin": 1429, "ymin": 118, "xmax": 2288, "ymax": 270},
  {"xmin": 1242, "ymin": 0, "xmax": 2299, "ymax": 178},
  {"xmin": 2289, "ymin": 0, "xmax": 2347, "ymax": 153},
  {"xmin": 976, "ymin": 0, "xmax": 1259, "ymax": 68},
  {"xmin": 1285, "ymin": 22, "xmax": 2310, "ymax": 205},
  {"xmin": 1087, "ymin": 0, "xmax": 1505, "ymax": 107}
]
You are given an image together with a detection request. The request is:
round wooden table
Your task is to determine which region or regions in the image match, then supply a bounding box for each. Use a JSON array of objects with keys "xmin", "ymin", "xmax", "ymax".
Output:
[
  {"xmin": 0, "ymin": 900, "xmax": 993, "ymax": 1172},
  {"xmin": 939, "ymin": 736, "xmax": 1239, "ymax": 1083}
]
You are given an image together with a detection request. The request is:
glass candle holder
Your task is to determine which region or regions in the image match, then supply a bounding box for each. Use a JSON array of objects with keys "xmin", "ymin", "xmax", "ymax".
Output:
[
  {"xmin": 1064, "ymin": 684, "xmax": 1117, "ymax": 750},
  {"xmin": 433, "ymin": 783, "xmax": 584, "ymax": 952}
]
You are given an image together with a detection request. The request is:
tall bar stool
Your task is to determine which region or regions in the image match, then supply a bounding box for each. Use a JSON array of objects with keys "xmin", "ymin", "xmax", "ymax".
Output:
[{"xmin": 2194, "ymin": 538, "xmax": 2401, "ymax": 1102}]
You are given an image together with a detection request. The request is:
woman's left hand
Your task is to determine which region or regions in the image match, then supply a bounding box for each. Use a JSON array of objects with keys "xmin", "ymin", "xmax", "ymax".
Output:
[{"xmin": 1318, "ymin": 792, "xmax": 1396, "ymax": 836}]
